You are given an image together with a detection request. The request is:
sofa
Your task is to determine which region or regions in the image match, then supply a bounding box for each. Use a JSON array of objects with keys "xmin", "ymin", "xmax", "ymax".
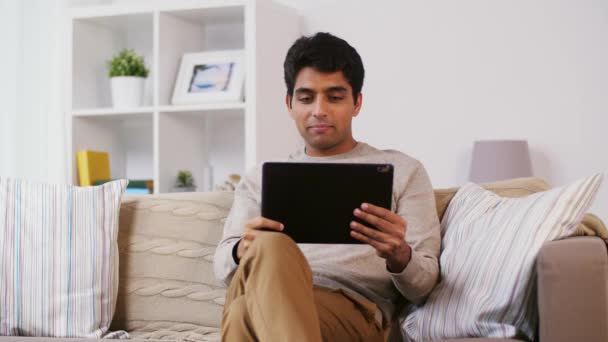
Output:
[{"xmin": 2, "ymin": 177, "xmax": 607, "ymax": 342}]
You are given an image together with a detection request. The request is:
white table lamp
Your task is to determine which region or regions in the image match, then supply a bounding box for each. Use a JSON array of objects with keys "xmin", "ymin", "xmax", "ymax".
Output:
[{"xmin": 469, "ymin": 140, "xmax": 533, "ymax": 183}]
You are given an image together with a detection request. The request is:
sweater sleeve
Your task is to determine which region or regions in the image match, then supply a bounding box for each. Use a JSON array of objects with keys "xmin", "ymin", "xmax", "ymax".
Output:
[
  {"xmin": 389, "ymin": 162, "xmax": 441, "ymax": 305},
  {"xmin": 213, "ymin": 168, "xmax": 261, "ymax": 286}
]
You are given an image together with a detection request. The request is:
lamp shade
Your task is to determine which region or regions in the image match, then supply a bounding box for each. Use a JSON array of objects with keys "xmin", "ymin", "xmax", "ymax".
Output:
[{"xmin": 469, "ymin": 140, "xmax": 533, "ymax": 183}]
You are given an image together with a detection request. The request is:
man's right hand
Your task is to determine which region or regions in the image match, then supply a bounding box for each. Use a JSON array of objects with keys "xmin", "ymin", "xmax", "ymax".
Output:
[{"xmin": 236, "ymin": 216, "xmax": 284, "ymax": 260}]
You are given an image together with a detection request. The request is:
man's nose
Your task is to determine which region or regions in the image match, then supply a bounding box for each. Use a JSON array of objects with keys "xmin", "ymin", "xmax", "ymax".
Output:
[{"xmin": 312, "ymin": 98, "xmax": 328, "ymax": 117}]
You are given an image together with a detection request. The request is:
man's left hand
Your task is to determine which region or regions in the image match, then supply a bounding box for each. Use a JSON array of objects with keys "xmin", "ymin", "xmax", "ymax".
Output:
[{"xmin": 350, "ymin": 203, "xmax": 412, "ymax": 273}]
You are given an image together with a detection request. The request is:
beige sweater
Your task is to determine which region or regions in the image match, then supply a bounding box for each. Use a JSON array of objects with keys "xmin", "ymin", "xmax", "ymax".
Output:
[{"xmin": 213, "ymin": 142, "xmax": 441, "ymax": 324}]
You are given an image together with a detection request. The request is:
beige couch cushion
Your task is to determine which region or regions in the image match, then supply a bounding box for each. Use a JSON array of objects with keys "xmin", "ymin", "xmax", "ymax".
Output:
[{"xmin": 111, "ymin": 192, "xmax": 234, "ymax": 341}]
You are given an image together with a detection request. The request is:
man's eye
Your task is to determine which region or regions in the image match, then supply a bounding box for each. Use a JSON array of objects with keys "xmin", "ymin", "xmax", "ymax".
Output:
[
  {"xmin": 298, "ymin": 97, "xmax": 312, "ymax": 102},
  {"xmin": 330, "ymin": 96, "xmax": 344, "ymax": 101}
]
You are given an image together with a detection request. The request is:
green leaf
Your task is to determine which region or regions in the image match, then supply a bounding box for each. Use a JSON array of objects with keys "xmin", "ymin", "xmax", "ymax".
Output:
[{"xmin": 106, "ymin": 48, "xmax": 150, "ymax": 78}]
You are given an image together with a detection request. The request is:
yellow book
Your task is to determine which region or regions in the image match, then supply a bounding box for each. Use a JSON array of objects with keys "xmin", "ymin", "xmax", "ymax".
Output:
[{"xmin": 76, "ymin": 150, "xmax": 111, "ymax": 186}]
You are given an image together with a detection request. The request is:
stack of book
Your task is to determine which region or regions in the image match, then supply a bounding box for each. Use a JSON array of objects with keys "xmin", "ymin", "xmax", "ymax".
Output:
[
  {"xmin": 93, "ymin": 179, "xmax": 154, "ymax": 194},
  {"xmin": 76, "ymin": 150, "xmax": 154, "ymax": 194}
]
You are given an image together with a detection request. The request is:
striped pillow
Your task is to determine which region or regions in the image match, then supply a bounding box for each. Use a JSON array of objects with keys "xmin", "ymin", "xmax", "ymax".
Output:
[
  {"xmin": 0, "ymin": 178, "xmax": 128, "ymax": 338},
  {"xmin": 403, "ymin": 174, "xmax": 603, "ymax": 341}
]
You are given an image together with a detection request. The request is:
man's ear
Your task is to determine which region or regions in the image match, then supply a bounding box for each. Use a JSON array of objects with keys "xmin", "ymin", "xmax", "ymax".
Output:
[
  {"xmin": 286, "ymin": 94, "xmax": 297, "ymax": 120},
  {"xmin": 353, "ymin": 93, "xmax": 363, "ymax": 117},
  {"xmin": 285, "ymin": 94, "xmax": 292, "ymax": 110}
]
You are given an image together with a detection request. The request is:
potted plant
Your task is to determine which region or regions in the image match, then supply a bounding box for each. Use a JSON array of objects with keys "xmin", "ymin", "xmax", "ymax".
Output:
[
  {"xmin": 106, "ymin": 48, "xmax": 149, "ymax": 108},
  {"xmin": 174, "ymin": 170, "xmax": 197, "ymax": 192}
]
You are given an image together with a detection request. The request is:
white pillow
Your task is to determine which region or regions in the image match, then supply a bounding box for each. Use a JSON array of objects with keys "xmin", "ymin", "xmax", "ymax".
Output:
[
  {"xmin": 0, "ymin": 178, "xmax": 128, "ymax": 338},
  {"xmin": 403, "ymin": 174, "xmax": 603, "ymax": 341}
]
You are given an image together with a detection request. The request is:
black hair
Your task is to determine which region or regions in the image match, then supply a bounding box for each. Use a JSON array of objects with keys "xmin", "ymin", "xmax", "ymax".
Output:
[{"xmin": 283, "ymin": 32, "xmax": 365, "ymax": 106}]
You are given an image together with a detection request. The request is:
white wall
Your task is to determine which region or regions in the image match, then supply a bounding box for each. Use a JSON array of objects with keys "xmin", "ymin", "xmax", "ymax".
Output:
[
  {"xmin": 0, "ymin": 0, "xmax": 68, "ymax": 184},
  {"xmin": 0, "ymin": 1, "xmax": 19, "ymax": 176},
  {"xmin": 276, "ymin": 0, "xmax": 608, "ymax": 221}
]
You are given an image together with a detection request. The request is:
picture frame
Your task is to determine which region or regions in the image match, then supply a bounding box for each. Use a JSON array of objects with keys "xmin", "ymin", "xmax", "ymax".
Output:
[{"xmin": 171, "ymin": 50, "xmax": 245, "ymax": 105}]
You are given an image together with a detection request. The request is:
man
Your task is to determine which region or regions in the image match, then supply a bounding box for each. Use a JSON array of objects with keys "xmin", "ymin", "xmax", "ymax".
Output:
[{"xmin": 213, "ymin": 32, "xmax": 440, "ymax": 341}]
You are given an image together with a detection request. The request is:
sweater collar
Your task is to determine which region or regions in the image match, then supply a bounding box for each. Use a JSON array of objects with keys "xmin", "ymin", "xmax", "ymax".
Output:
[{"xmin": 296, "ymin": 142, "xmax": 368, "ymax": 161}]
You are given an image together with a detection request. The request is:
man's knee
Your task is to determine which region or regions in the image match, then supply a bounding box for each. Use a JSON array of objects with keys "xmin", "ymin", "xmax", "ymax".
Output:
[
  {"xmin": 242, "ymin": 232, "xmax": 309, "ymax": 276},
  {"xmin": 255, "ymin": 231, "xmax": 294, "ymax": 245},
  {"xmin": 247, "ymin": 231, "xmax": 298, "ymax": 256}
]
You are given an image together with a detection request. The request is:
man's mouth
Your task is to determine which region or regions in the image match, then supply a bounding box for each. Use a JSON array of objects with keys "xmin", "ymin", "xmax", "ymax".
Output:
[{"xmin": 307, "ymin": 124, "xmax": 333, "ymax": 133}]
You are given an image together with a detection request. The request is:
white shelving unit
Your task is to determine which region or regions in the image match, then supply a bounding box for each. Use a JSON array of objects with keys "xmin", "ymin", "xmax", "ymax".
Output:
[{"xmin": 67, "ymin": 0, "xmax": 302, "ymax": 193}]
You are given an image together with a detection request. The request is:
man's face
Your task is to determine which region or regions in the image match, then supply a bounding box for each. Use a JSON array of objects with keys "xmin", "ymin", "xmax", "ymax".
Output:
[{"xmin": 286, "ymin": 67, "xmax": 362, "ymax": 157}]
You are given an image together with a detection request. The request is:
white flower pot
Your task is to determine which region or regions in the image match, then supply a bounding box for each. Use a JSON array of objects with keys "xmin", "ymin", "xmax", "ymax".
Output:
[{"xmin": 111, "ymin": 76, "xmax": 145, "ymax": 108}]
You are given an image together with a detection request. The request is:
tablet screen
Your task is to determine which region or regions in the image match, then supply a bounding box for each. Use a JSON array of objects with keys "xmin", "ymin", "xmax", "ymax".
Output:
[{"xmin": 261, "ymin": 162, "xmax": 394, "ymax": 244}]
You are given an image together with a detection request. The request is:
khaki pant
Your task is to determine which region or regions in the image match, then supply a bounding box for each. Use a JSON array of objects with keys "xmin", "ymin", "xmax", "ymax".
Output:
[{"xmin": 222, "ymin": 232, "xmax": 384, "ymax": 342}]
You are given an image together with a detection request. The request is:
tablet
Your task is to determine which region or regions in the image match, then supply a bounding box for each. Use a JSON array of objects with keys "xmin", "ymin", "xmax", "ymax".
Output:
[{"xmin": 261, "ymin": 162, "xmax": 394, "ymax": 244}]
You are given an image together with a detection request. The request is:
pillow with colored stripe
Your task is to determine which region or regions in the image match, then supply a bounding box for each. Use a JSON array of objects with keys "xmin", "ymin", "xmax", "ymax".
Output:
[
  {"xmin": 402, "ymin": 174, "xmax": 603, "ymax": 341},
  {"xmin": 0, "ymin": 178, "xmax": 128, "ymax": 338}
]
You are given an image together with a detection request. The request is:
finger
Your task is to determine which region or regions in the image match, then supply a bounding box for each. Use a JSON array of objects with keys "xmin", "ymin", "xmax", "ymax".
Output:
[
  {"xmin": 353, "ymin": 208, "xmax": 392, "ymax": 231},
  {"xmin": 242, "ymin": 229, "xmax": 266, "ymax": 252},
  {"xmin": 242, "ymin": 239, "xmax": 251, "ymax": 251},
  {"xmin": 350, "ymin": 230, "xmax": 390, "ymax": 257},
  {"xmin": 351, "ymin": 221, "xmax": 404, "ymax": 253},
  {"xmin": 360, "ymin": 203, "xmax": 404, "ymax": 225},
  {"xmin": 242, "ymin": 231, "xmax": 254, "ymax": 242},
  {"xmin": 256, "ymin": 217, "xmax": 284, "ymax": 231},
  {"xmin": 350, "ymin": 220, "xmax": 391, "ymax": 242},
  {"xmin": 247, "ymin": 216, "xmax": 284, "ymax": 232},
  {"xmin": 243, "ymin": 228, "xmax": 269, "ymax": 242}
]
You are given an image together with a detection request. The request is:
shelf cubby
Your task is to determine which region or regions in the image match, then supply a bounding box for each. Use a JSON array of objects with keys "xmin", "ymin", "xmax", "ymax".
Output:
[
  {"xmin": 157, "ymin": 6, "xmax": 245, "ymax": 107},
  {"xmin": 72, "ymin": 13, "xmax": 154, "ymax": 110},
  {"xmin": 71, "ymin": 113, "xmax": 154, "ymax": 184},
  {"xmin": 158, "ymin": 109, "xmax": 244, "ymax": 193}
]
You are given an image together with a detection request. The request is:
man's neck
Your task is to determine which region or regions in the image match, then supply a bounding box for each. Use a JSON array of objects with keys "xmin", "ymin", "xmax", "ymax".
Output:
[{"xmin": 305, "ymin": 139, "xmax": 358, "ymax": 157}]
